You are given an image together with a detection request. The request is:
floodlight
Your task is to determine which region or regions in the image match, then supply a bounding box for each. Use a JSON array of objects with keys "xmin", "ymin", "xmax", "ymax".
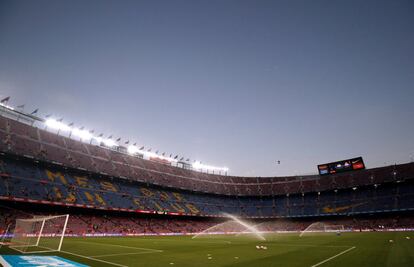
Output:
[
  {"xmin": 92, "ymin": 136, "xmax": 115, "ymax": 147},
  {"xmin": 192, "ymin": 161, "xmax": 228, "ymax": 172},
  {"xmin": 93, "ymin": 136, "xmax": 103, "ymax": 143},
  {"xmin": 45, "ymin": 119, "xmax": 71, "ymax": 132},
  {"xmin": 127, "ymin": 145, "xmax": 139, "ymax": 154},
  {"xmin": 93, "ymin": 136, "xmax": 117, "ymax": 147},
  {"xmin": 102, "ymin": 139, "xmax": 117, "ymax": 147},
  {"xmin": 0, "ymin": 102, "xmax": 14, "ymax": 110},
  {"xmin": 192, "ymin": 161, "xmax": 202, "ymax": 169},
  {"xmin": 142, "ymin": 150, "xmax": 178, "ymax": 162},
  {"xmin": 72, "ymin": 128, "xmax": 92, "ymax": 140}
]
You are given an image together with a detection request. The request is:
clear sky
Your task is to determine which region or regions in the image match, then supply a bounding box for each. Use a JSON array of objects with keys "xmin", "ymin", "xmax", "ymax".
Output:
[{"xmin": 0, "ymin": 0, "xmax": 413, "ymax": 176}]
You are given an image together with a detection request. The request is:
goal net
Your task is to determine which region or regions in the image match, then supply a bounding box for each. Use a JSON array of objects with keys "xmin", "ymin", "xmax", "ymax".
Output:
[
  {"xmin": 300, "ymin": 222, "xmax": 345, "ymax": 237},
  {"xmin": 324, "ymin": 224, "xmax": 345, "ymax": 233},
  {"xmin": 9, "ymin": 214, "xmax": 69, "ymax": 253}
]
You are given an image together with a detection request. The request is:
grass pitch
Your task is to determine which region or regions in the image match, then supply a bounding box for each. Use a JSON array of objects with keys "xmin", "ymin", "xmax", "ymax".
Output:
[{"xmin": 1, "ymin": 232, "xmax": 413, "ymax": 267}]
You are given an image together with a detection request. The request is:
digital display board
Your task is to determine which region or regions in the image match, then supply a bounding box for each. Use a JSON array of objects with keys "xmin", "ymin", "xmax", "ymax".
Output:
[{"xmin": 318, "ymin": 157, "xmax": 365, "ymax": 175}]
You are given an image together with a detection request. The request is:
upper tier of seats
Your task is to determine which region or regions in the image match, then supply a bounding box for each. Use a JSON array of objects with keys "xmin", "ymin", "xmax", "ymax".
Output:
[{"xmin": 1, "ymin": 115, "xmax": 413, "ymax": 196}]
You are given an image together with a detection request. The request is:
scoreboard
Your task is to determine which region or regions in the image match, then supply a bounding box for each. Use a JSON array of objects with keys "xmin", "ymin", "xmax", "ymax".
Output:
[{"xmin": 318, "ymin": 157, "xmax": 365, "ymax": 175}]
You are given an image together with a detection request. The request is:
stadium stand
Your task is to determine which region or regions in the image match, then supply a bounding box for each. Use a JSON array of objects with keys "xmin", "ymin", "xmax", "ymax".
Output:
[
  {"xmin": 0, "ymin": 113, "xmax": 414, "ymax": 234},
  {"xmin": 0, "ymin": 115, "xmax": 413, "ymax": 199},
  {"xmin": 0, "ymin": 154, "xmax": 413, "ymax": 218}
]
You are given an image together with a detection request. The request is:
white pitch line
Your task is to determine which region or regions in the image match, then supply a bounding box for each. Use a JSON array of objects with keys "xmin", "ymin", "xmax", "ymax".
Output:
[
  {"xmin": 60, "ymin": 250, "xmax": 128, "ymax": 267},
  {"xmin": 0, "ymin": 256, "xmax": 12, "ymax": 267},
  {"xmin": 311, "ymin": 246, "xmax": 356, "ymax": 267},
  {"xmin": 271, "ymin": 243, "xmax": 352, "ymax": 248},
  {"xmin": 92, "ymin": 251, "xmax": 161, "ymax": 258},
  {"xmin": 75, "ymin": 240, "xmax": 163, "ymax": 252}
]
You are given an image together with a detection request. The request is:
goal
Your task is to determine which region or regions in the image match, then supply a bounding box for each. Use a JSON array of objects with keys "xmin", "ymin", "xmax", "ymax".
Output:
[
  {"xmin": 300, "ymin": 222, "xmax": 345, "ymax": 237},
  {"xmin": 324, "ymin": 224, "xmax": 345, "ymax": 233},
  {"xmin": 9, "ymin": 214, "xmax": 69, "ymax": 253}
]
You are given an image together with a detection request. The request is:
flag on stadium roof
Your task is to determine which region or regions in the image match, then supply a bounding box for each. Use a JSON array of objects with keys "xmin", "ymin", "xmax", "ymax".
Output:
[{"xmin": 0, "ymin": 96, "xmax": 10, "ymax": 103}]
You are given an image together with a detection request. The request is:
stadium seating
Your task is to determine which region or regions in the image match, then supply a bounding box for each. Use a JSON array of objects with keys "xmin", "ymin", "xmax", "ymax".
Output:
[
  {"xmin": 0, "ymin": 115, "xmax": 414, "ymax": 219},
  {"xmin": 0, "ymin": 156, "xmax": 413, "ymax": 218},
  {"xmin": 1, "ymin": 115, "xmax": 413, "ymax": 198}
]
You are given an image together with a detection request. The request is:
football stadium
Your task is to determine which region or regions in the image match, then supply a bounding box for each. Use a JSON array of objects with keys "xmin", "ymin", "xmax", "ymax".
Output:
[
  {"xmin": 0, "ymin": 104, "xmax": 413, "ymax": 266},
  {"xmin": 1, "ymin": 0, "xmax": 414, "ymax": 266}
]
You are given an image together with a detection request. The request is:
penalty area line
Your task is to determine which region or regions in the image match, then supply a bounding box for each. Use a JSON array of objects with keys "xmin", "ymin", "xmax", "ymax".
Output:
[{"xmin": 311, "ymin": 246, "xmax": 356, "ymax": 267}]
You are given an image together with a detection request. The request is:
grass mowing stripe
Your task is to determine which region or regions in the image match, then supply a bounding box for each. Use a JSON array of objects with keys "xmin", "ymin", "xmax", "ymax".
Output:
[
  {"xmin": 92, "ymin": 251, "xmax": 163, "ymax": 258},
  {"xmin": 136, "ymin": 238, "xmax": 233, "ymax": 244},
  {"xmin": 311, "ymin": 246, "xmax": 356, "ymax": 267},
  {"xmin": 270, "ymin": 243, "xmax": 353, "ymax": 248},
  {"xmin": 75, "ymin": 240, "xmax": 163, "ymax": 252}
]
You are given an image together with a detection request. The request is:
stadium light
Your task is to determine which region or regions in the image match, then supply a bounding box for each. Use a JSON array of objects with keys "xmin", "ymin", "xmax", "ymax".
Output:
[
  {"xmin": 93, "ymin": 136, "xmax": 103, "ymax": 143},
  {"xmin": 102, "ymin": 138, "xmax": 117, "ymax": 147},
  {"xmin": 192, "ymin": 161, "xmax": 229, "ymax": 172},
  {"xmin": 93, "ymin": 136, "xmax": 117, "ymax": 147},
  {"xmin": 0, "ymin": 102, "xmax": 14, "ymax": 110},
  {"xmin": 127, "ymin": 145, "xmax": 139, "ymax": 154},
  {"xmin": 139, "ymin": 149, "xmax": 178, "ymax": 163},
  {"xmin": 72, "ymin": 128, "xmax": 93, "ymax": 141},
  {"xmin": 45, "ymin": 119, "xmax": 71, "ymax": 132}
]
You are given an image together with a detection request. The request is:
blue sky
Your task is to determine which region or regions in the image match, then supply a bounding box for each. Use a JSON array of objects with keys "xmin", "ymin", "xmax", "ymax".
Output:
[{"xmin": 0, "ymin": 0, "xmax": 413, "ymax": 176}]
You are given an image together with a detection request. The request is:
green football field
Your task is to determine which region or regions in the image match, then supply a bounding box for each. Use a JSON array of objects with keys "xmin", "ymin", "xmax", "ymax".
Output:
[{"xmin": 1, "ymin": 232, "xmax": 413, "ymax": 267}]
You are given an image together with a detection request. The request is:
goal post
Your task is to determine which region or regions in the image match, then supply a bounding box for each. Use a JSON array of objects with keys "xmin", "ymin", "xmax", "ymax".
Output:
[
  {"xmin": 0, "ymin": 224, "xmax": 12, "ymax": 248},
  {"xmin": 9, "ymin": 214, "xmax": 69, "ymax": 254}
]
